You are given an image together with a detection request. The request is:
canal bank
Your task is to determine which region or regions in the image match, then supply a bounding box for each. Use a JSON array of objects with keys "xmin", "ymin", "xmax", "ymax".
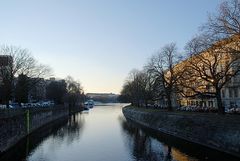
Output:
[
  {"xmin": 122, "ymin": 106, "xmax": 240, "ymax": 158},
  {"xmin": 0, "ymin": 105, "xmax": 82, "ymax": 154},
  {"xmin": 0, "ymin": 116, "xmax": 69, "ymax": 161},
  {"xmin": 1, "ymin": 104, "xmax": 239, "ymax": 161}
]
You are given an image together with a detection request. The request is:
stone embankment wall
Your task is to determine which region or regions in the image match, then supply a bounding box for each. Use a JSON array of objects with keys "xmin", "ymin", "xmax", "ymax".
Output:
[
  {"xmin": 0, "ymin": 106, "xmax": 69, "ymax": 153},
  {"xmin": 122, "ymin": 107, "xmax": 240, "ymax": 157}
]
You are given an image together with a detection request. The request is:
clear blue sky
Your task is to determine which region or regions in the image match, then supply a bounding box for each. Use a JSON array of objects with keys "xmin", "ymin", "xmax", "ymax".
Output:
[{"xmin": 0, "ymin": 0, "xmax": 222, "ymax": 93}]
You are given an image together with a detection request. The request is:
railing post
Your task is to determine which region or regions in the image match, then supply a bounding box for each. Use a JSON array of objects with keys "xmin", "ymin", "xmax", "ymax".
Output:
[{"xmin": 26, "ymin": 110, "xmax": 30, "ymax": 134}]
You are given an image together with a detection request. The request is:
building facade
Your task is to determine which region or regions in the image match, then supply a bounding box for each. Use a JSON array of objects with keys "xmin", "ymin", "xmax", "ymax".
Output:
[{"xmin": 168, "ymin": 35, "xmax": 240, "ymax": 109}]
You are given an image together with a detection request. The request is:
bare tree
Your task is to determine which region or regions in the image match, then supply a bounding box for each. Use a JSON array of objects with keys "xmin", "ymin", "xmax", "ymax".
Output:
[
  {"xmin": 46, "ymin": 80, "xmax": 67, "ymax": 105},
  {"xmin": 182, "ymin": 34, "xmax": 240, "ymax": 114},
  {"xmin": 65, "ymin": 76, "xmax": 85, "ymax": 108},
  {"xmin": 0, "ymin": 45, "xmax": 52, "ymax": 107},
  {"xmin": 134, "ymin": 70, "xmax": 155, "ymax": 107},
  {"xmin": 146, "ymin": 43, "xmax": 183, "ymax": 111},
  {"xmin": 202, "ymin": 0, "xmax": 240, "ymax": 38},
  {"xmin": 142, "ymin": 68, "xmax": 156, "ymax": 106},
  {"xmin": 180, "ymin": 0, "xmax": 240, "ymax": 114},
  {"xmin": 119, "ymin": 82, "xmax": 132, "ymax": 103},
  {"xmin": 119, "ymin": 69, "xmax": 154, "ymax": 107},
  {"xmin": 122, "ymin": 69, "xmax": 145, "ymax": 107}
]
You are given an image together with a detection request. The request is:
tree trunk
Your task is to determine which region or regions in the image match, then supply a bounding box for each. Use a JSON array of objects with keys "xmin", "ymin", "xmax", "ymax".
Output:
[
  {"xmin": 5, "ymin": 88, "xmax": 11, "ymax": 109},
  {"xmin": 166, "ymin": 93, "xmax": 172, "ymax": 111},
  {"xmin": 145, "ymin": 99, "xmax": 148, "ymax": 108},
  {"xmin": 6, "ymin": 101, "xmax": 9, "ymax": 108},
  {"xmin": 216, "ymin": 89, "xmax": 224, "ymax": 114}
]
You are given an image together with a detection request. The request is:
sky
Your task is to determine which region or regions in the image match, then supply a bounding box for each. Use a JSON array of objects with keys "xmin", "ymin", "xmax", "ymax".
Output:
[{"xmin": 0, "ymin": 0, "xmax": 223, "ymax": 94}]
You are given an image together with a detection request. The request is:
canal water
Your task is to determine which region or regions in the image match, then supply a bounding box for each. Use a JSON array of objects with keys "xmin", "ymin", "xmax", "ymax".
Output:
[{"xmin": 0, "ymin": 104, "xmax": 238, "ymax": 161}]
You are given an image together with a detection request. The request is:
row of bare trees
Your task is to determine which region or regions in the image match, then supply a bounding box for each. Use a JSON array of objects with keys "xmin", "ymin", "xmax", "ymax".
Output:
[
  {"xmin": 0, "ymin": 45, "xmax": 52, "ymax": 107},
  {"xmin": 119, "ymin": 69, "xmax": 154, "ymax": 107},
  {"xmin": 119, "ymin": 43, "xmax": 183, "ymax": 111},
  {"xmin": 46, "ymin": 76, "xmax": 85, "ymax": 107},
  {"xmin": 65, "ymin": 76, "xmax": 85, "ymax": 107},
  {"xmin": 0, "ymin": 45, "xmax": 85, "ymax": 108},
  {"xmin": 120, "ymin": 0, "xmax": 240, "ymax": 114}
]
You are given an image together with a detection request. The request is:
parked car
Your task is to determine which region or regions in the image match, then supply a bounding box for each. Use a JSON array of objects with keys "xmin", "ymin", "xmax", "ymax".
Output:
[
  {"xmin": 0, "ymin": 104, "xmax": 18, "ymax": 109},
  {"xmin": 84, "ymin": 100, "xmax": 94, "ymax": 108},
  {"xmin": 226, "ymin": 107, "xmax": 240, "ymax": 114},
  {"xmin": 10, "ymin": 103, "xmax": 21, "ymax": 108},
  {"xmin": 0, "ymin": 104, "xmax": 7, "ymax": 109}
]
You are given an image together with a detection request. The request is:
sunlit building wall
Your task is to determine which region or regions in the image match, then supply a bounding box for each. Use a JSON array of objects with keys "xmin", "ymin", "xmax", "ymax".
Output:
[{"xmin": 164, "ymin": 36, "xmax": 240, "ymax": 109}]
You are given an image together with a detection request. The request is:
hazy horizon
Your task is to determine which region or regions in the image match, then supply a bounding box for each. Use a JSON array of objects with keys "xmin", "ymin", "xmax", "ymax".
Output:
[{"xmin": 0, "ymin": 0, "xmax": 222, "ymax": 94}]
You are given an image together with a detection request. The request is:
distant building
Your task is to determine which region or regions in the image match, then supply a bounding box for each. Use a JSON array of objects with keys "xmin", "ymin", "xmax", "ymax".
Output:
[
  {"xmin": 86, "ymin": 93, "xmax": 119, "ymax": 103},
  {"xmin": 19, "ymin": 77, "xmax": 67, "ymax": 103},
  {"xmin": 46, "ymin": 77, "xmax": 65, "ymax": 85},
  {"xmin": 0, "ymin": 55, "xmax": 13, "ymax": 83},
  {"xmin": 0, "ymin": 55, "xmax": 13, "ymax": 103},
  {"xmin": 29, "ymin": 78, "xmax": 47, "ymax": 102}
]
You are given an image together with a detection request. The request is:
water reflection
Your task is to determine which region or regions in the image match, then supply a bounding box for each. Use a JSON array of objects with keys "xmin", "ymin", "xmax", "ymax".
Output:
[
  {"xmin": 119, "ymin": 116, "xmax": 190, "ymax": 161},
  {"xmin": 27, "ymin": 113, "xmax": 85, "ymax": 161},
  {"xmin": 54, "ymin": 113, "xmax": 85, "ymax": 145},
  {"xmin": 0, "ymin": 113, "xmax": 85, "ymax": 161},
  {"xmin": 119, "ymin": 116, "xmax": 239, "ymax": 161},
  {"xmin": 0, "ymin": 105, "xmax": 239, "ymax": 161}
]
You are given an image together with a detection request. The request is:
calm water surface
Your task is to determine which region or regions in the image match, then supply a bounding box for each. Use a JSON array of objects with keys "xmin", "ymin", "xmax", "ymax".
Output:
[{"xmin": 1, "ymin": 104, "xmax": 239, "ymax": 161}]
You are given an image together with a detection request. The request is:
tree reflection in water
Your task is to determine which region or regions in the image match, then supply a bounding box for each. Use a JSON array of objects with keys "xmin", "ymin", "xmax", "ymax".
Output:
[
  {"xmin": 51, "ymin": 112, "xmax": 85, "ymax": 146},
  {"xmin": 119, "ymin": 115, "xmax": 239, "ymax": 161},
  {"xmin": 119, "ymin": 116, "xmax": 178, "ymax": 161},
  {"xmin": 0, "ymin": 112, "xmax": 85, "ymax": 161}
]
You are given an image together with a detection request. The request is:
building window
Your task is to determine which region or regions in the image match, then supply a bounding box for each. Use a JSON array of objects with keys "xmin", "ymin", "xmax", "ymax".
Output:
[
  {"xmin": 208, "ymin": 101, "xmax": 213, "ymax": 107},
  {"xmin": 202, "ymin": 101, "xmax": 206, "ymax": 107}
]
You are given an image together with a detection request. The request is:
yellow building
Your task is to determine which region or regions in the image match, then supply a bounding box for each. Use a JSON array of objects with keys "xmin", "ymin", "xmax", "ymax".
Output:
[{"xmin": 170, "ymin": 35, "xmax": 240, "ymax": 109}]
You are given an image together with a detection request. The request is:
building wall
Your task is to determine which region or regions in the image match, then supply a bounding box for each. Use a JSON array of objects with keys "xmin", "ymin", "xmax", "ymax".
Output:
[
  {"xmin": 29, "ymin": 78, "xmax": 47, "ymax": 102},
  {"xmin": 168, "ymin": 36, "xmax": 240, "ymax": 109},
  {"xmin": 222, "ymin": 74, "xmax": 240, "ymax": 108}
]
